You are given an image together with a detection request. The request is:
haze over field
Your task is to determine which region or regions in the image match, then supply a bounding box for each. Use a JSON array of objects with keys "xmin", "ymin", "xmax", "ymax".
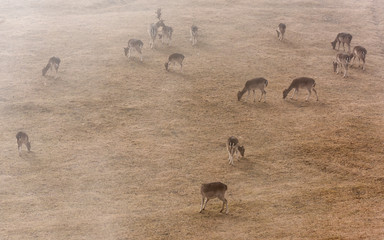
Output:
[{"xmin": 1, "ymin": 0, "xmax": 383, "ymax": 239}]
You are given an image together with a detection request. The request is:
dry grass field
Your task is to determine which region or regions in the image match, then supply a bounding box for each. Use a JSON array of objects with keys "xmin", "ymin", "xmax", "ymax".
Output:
[{"xmin": 1, "ymin": 0, "xmax": 384, "ymax": 239}]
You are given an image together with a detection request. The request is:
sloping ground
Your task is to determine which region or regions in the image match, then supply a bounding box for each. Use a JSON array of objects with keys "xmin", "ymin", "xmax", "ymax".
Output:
[{"xmin": 0, "ymin": 0, "xmax": 383, "ymax": 239}]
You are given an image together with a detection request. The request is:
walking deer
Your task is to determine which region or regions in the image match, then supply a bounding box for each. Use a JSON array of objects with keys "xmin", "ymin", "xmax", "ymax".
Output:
[
  {"xmin": 237, "ymin": 78, "xmax": 268, "ymax": 103},
  {"xmin": 283, "ymin": 77, "xmax": 318, "ymax": 101},
  {"xmin": 199, "ymin": 182, "xmax": 228, "ymax": 214},
  {"xmin": 42, "ymin": 57, "xmax": 60, "ymax": 76},
  {"xmin": 165, "ymin": 53, "xmax": 184, "ymax": 72},
  {"xmin": 124, "ymin": 39, "xmax": 143, "ymax": 61},
  {"xmin": 16, "ymin": 131, "xmax": 31, "ymax": 155},
  {"xmin": 190, "ymin": 25, "xmax": 198, "ymax": 45},
  {"xmin": 331, "ymin": 33, "xmax": 352, "ymax": 52},
  {"xmin": 226, "ymin": 136, "xmax": 245, "ymax": 166},
  {"xmin": 333, "ymin": 52, "xmax": 352, "ymax": 78},
  {"xmin": 350, "ymin": 46, "xmax": 367, "ymax": 70},
  {"xmin": 276, "ymin": 23, "xmax": 286, "ymax": 41}
]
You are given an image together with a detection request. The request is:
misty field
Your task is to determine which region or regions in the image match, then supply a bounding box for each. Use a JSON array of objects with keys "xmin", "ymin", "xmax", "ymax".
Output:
[{"xmin": 1, "ymin": 0, "xmax": 384, "ymax": 239}]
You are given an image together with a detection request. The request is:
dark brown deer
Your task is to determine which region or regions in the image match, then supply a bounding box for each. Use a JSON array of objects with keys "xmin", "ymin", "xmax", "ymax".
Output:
[
  {"xmin": 226, "ymin": 136, "xmax": 245, "ymax": 165},
  {"xmin": 155, "ymin": 8, "xmax": 162, "ymax": 20},
  {"xmin": 148, "ymin": 20, "xmax": 164, "ymax": 49},
  {"xmin": 199, "ymin": 182, "xmax": 228, "ymax": 214},
  {"xmin": 283, "ymin": 77, "xmax": 318, "ymax": 101},
  {"xmin": 331, "ymin": 33, "xmax": 352, "ymax": 52},
  {"xmin": 276, "ymin": 23, "xmax": 286, "ymax": 41},
  {"xmin": 42, "ymin": 57, "xmax": 60, "ymax": 76},
  {"xmin": 16, "ymin": 131, "xmax": 31, "ymax": 155},
  {"xmin": 350, "ymin": 46, "xmax": 367, "ymax": 70},
  {"xmin": 237, "ymin": 78, "xmax": 268, "ymax": 103},
  {"xmin": 165, "ymin": 53, "xmax": 184, "ymax": 72},
  {"xmin": 124, "ymin": 39, "xmax": 143, "ymax": 61},
  {"xmin": 333, "ymin": 52, "xmax": 352, "ymax": 78}
]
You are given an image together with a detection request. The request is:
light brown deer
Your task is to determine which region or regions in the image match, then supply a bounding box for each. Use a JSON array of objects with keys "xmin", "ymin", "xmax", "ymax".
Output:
[
  {"xmin": 164, "ymin": 53, "xmax": 184, "ymax": 72},
  {"xmin": 16, "ymin": 131, "xmax": 31, "ymax": 155},
  {"xmin": 331, "ymin": 32, "xmax": 352, "ymax": 52},
  {"xmin": 124, "ymin": 39, "xmax": 143, "ymax": 61},
  {"xmin": 350, "ymin": 46, "xmax": 367, "ymax": 70},
  {"xmin": 333, "ymin": 52, "xmax": 352, "ymax": 78},
  {"xmin": 276, "ymin": 23, "xmax": 286, "ymax": 41},
  {"xmin": 237, "ymin": 78, "xmax": 268, "ymax": 103},
  {"xmin": 199, "ymin": 182, "xmax": 228, "ymax": 214},
  {"xmin": 226, "ymin": 136, "xmax": 245, "ymax": 165},
  {"xmin": 283, "ymin": 77, "xmax": 318, "ymax": 101}
]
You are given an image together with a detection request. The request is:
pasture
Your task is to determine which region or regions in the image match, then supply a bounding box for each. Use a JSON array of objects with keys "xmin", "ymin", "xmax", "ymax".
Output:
[{"xmin": 1, "ymin": 0, "xmax": 383, "ymax": 239}]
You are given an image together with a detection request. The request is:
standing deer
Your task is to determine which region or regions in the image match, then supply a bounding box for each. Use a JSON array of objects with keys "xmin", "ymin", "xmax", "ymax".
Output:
[
  {"xmin": 199, "ymin": 182, "xmax": 228, "ymax": 214},
  {"xmin": 331, "ymin": 32, "xmax": 352, "ymax": 52},
  {"xmin": 148, "ymin": 20, "xmax": 164, "ymax": 49},
  {"xmin": 190, "ymin": 25, "xmax": 198, "ymax": 45},
  {"xmin": 159, "ymin": 24, "xmax": 173, "ymax": 46},
  {"xmin": 124, "ymin": 39, "xmax": 144, "ymax": 61},
  {"xmin": 16, "ymin": 131, "xmax": 31, "ymax": 155},
  {"xmin": 276, "ymin": 23, "xmax": 286, "ymax": 41},
  {"xmin": 226, "ymin": 136, "xmax": 245, "ymax": 166},
  {"xmin": 237, "ymin": 78, "xmax": 268, "ymax": 103},
  {"xmin": 333, "ymin": 52, "xmax": 352, "ymax": 78},
  {"xmin": 165, "ymin": 53, "xmax": 184, "ymax": 72},
  {"xmin": 156, "ymin": 8, "xmax": 162, "ymax": 20},
  {"xmin": 42, "ymin": 57, "xmax": 60, "ymax": 76},
  {"xmin": 283, "ymin": 77, "xmax": 318, "ymax": 101},
  {"xmin": 350, "ymin": 46, "xmax": 367, "ymax": 70}
]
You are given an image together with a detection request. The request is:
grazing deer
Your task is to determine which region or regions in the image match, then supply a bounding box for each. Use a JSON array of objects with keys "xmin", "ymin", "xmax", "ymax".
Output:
[
  {"xmin": 124, "ymin": 39, "xmax": 143, "ymax": 61},
  {"xmin": 148, "ymin": 20, "xmax": 164, "ymax": 49},
  {"xmin": 226, "ymin": 136, "xmax": 245, "ymax": 166},
  {"xmin": 165, "ymin": 53, "xmax": 184, "ymax": 72},
  {"xmin": 276, "ymin": 23, "xmax": 286, "ymax": 41},
  {"xmin": 350, "ymin": 46, "xmax": 367, "ymax": 70},
  {"xmin": 199, "ymin": 182, "xmax": 228, "ymax": 214},
  {"xmin": 156, "ymin": 8, "xmax": 162, "ymax": 20},
  {"xmin": 283, "ymin": 77, "xmax": 318, "ymax": 101},
  {"xmin": 42, "ymin": 57, "xmax": 60, "ymax": 76},
  {"xmin": 190, "ymin": 25, "xmax": 198, "ymax": 45},
  {"xmin": 333, "ymin": 52, "xmax": 352, "ymax": 78},
  {"xmin": 237, "ymin": 78, "xmax": 268, "ymax": 103},
  {"xmin": 16, "ymin": 131, "xmax": 31, "ymax": 155},
  {"xmin": 331, "ymin": 33, "xmax": 352, "ymax": 52}
]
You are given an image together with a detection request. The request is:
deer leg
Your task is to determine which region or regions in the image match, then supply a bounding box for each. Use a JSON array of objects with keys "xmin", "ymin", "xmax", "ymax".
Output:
[
  {"xmin": 18, "ymin": 143, "xmax": 22, "ymax": 155},
  {"xmin": 290, "ymin": 89, "xmax": 297, "ymax": 99},
  {"xmin": 312, "ymin": 88, "xmax": 319, "ymax": 101},
  {"xmin": 263, "ymin": 90, "xmax": 267, "ymax": 102},
  {"xmin": 218, "ymin": 195, "xmax": 228, "ymax": 214},
  {"xmin": 199, "ymin": 196, "xmax": 205, "ymax": 212},
  {"xmin": 252, "ymin": 90, "xmax": 256, "ymax": 102},
  {"xmin": 306, "ymin": 89, "xmax": 311, "ymax": 102},
  {"xmin": 203, "ymin": 198, "xmax": 209, "ymax": 210}
]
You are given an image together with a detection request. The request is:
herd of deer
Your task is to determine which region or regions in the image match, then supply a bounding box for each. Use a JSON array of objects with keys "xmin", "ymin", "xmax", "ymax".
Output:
[{"xmin": 22, "ymin": 10, "xmax": 368, "ymax": 215}]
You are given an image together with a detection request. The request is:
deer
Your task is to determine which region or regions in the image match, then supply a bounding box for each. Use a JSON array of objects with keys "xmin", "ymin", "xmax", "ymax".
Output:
[
  {"xmin": 124, "ymin": 39, "xmax": 143, "ymax": 61},
  {"xmin": 16, "ymin": 131, "xmax": 31, "ymax": 156},
  {"xmin": 199, "ymin": 182, "xmax": 228, "ymax": 214},
  {"xmin": 276, "ymin": 23, "xmax": 286, "ymax": 41},
  {"xmin": 331, "ymin": 32, "xmax": 352, "ymax": 52},
  {"xmin": 350, "ymin": 46, "xmax": 367, "ymax": 70},
  {"xmin": 165, "ymin": 53, "xmax": 184, "ymax": 72},
  {"xmin": 237, "ymin": 78, "xmax": 268, "ymax": 103},
  {"xmin": 159, "ymin": 24, "xmax": 173, "ymax": 46},
  {"xmin": 333, "ymin": 52, "xmax": 352, "ymax": 78},
  {"xmin": 283, "ymin": 77, "xmax": 318, "ymax": 101},
  {"xmin": 226, "ymin": 136, "xmax": 245, "ymax": 166},
  {"xmin": 190, "ymin": 25, "xmax": 198, "ymax": 45},
  {"xmin": 148, "ymin": 20, "xmax": 164, "ymax": 49},
  {"xmin": 155, "ymin": 8, "xmax": 162, "ymax": 20},
  {"xmin": 42, "ymin": 57, "xmax": 60, "ymax": 76}
]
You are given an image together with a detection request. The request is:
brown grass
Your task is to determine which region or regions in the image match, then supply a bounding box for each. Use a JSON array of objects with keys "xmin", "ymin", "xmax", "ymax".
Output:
[{"xmin": 1, "ymin": 0, "xmax": 384, "ymax": 239}]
